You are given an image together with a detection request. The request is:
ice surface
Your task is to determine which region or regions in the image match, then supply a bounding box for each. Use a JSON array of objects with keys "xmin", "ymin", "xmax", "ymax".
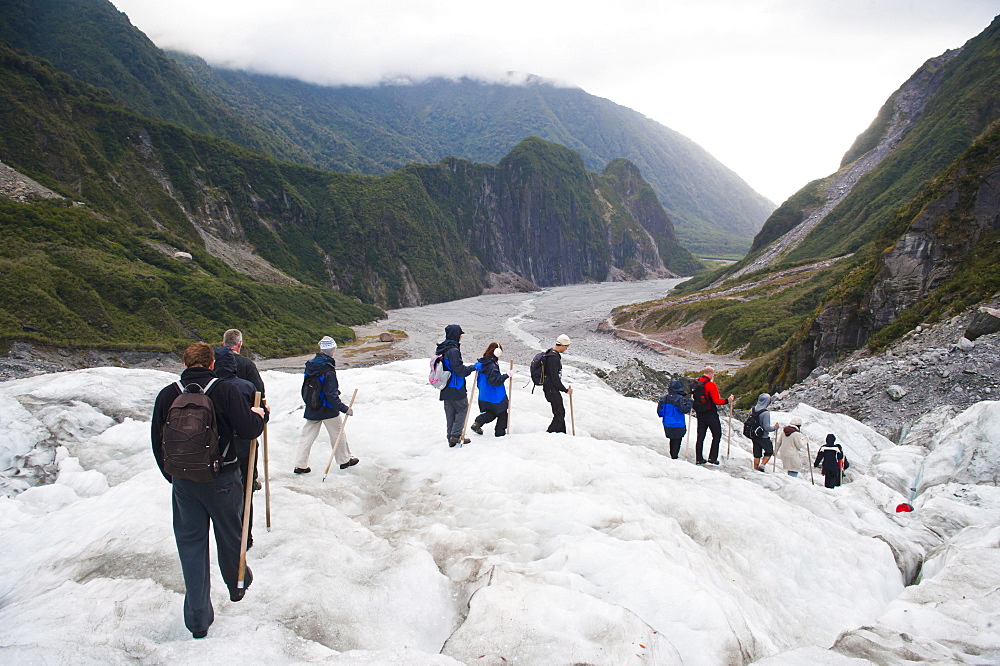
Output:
[{"xmin": 0, "ymin": 362, "xmax": 998, "ymax": 664}]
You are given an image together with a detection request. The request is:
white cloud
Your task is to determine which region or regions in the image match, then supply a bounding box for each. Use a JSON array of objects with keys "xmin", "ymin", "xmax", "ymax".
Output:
[{"xmin": 110, "ymin": 0, "xmax": 998, "ymax": 202}]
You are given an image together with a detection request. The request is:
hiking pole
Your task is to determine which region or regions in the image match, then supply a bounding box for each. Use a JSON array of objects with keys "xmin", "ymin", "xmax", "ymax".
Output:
[
  {"xmin": 806, "ymin": 438, "xmax": 815, "ymax": 485},
  {"xmin": 726, "ymin": 403, "xmax": 733, "ymax": 460},
  {"xmin": 507, "ymin": 359, "xmax": 514, "ymax": 434},
  {"xmin": 262, "ymin": 397, "xmax": 271, "ymax": 532},
  {"xmin": 237, "ymin": 392, "xmax": 261, "ymax": 591},
  {"xmin": 773, "ymin": 427, "xmax": 778, "ymax": 473},
  {"xmin": 322, "ymin": 388, "xmax": 358, "ymax": 481},
  {"xmin": 569, "ymin": 386, "xmax": 575, "ymax": 436},
  {"xmin": 460, "ymin": 371, "xmax": 479, "ymax": 443},
  {"xmin": 684, "ymin": 413, "xmax": 692, "ymax": 460}
]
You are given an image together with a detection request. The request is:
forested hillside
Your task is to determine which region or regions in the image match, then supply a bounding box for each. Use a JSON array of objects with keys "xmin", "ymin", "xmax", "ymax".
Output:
[
  {"xmin": 0, "ymin": 43, "xmax": 698, "ymax": 353},
  {"xmin": 171, "ymin": 59, "xmax": 773, "ymax": 257}
]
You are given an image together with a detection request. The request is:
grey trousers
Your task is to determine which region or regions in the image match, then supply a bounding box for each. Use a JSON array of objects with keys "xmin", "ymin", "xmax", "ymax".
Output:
[
  {"xmin": 443, "ymin": 395, "xmax": 469, "ymax": 440},
  {"xmin": 171, "ymin": 470, "xmax": 244, "ymax": 634}
]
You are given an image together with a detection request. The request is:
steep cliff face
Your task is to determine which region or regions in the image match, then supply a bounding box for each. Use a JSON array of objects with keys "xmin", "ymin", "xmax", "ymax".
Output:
[
  {"xmin": 795, "ymin": 121, "xmax": 1000, "ymax": 373},
  {"xmin": 410, "ymin": 139, "xmax": 695, "ymax": 293}
]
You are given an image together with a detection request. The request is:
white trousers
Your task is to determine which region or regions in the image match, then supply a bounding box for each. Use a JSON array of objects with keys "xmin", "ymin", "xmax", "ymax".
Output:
[{"xmin": 295, "ymin": 416, "xmax": 352, "ymax": 469}]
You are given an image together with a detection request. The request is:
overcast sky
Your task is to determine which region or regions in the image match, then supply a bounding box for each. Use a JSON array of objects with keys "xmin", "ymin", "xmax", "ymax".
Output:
[{"xmin": 108, "ymin": 0, "xmax": 998, "ymax": 204}]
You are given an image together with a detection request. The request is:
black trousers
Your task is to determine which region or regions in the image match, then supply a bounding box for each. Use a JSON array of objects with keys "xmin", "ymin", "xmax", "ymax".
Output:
[
  {"xmin": 544, "ymin": 388, "xmax": 566, "ymax": 433},
  {"xmin": 172, "ymin": 470, "xmax": 244, "ymax": 634},
  {"xmin": 475, "ymin": 399, "xmax": 509, "ymax": 436},
  {"xmin": 663, "ymin": 426, "xmax": 685, "ymax": 459},
  {"xmin": 695, "ymin": 410, "xmax": 722, "ymax": 463}
]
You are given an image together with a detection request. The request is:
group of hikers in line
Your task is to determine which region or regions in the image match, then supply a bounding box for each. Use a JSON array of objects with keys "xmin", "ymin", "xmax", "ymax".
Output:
[
  {"xmin": 149, "ymin": 326, "xmax": 849, "ymax": 640},
  {"xmin": 656, "ymin": 367, "xmax": 849, "ymax": 485}
]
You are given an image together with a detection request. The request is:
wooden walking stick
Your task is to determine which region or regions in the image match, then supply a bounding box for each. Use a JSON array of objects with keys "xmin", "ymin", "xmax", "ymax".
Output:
[
  {"xmin": 684, "ymin": 412, "xmax": 692, "ymax": 460},
  {"xmin": 506, "ymin": 359, "xmax": 514, "ymax": 434},
  {"xmin": 726, "ymin": 403, "xmax": 733, "ymax": 460},
  {"xmin": 262, "ymin": 397, "xmax": 271, "ymax": 532},
  {"xmin": 237, "ymin": 392, "xmax": 261, "ymax": 590},
  {"xmin": 322, "ymin": 388, "xmax": 358, "ymax": 481},
  {"xmin": 806, "ymin": 437, "xmax": 815, "ymax": 485},
  {"xmin": 459, "ymin": 371, "xmax": 479, "ymax": 443},
  {"xmin": 568, "ymin": 386, "xmax": 575, "ymax": 436}
]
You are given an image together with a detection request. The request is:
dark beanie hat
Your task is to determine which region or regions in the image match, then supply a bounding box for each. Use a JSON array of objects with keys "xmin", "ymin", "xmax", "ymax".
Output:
[{"xmin": 826, "ymin": 434, "xmax": 836, "ymax": 445}]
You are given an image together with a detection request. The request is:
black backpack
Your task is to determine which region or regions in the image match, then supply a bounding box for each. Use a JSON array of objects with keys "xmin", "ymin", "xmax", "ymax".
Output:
[
  {"xmin": 529, "ymin": 351, "xmax": 550, "ymax": 388},
  {"xmin": 302, "ymin": 372, "xmax": 325, "ymax": 409},
  {"xmin": 743, "ymin": 410, "xmax": 765, "ymax": 439},
  {"xmin": 162, "ymin": 379, "xmax": 225, "ymax": 482},
  {"xmin": 691, "ymin": 379, "xmax": 713, "ymax": 414}
]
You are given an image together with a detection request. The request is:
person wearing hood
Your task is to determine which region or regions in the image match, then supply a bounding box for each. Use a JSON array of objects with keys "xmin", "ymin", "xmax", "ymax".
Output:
[
  {"xmin": 657, "ymin": 379, "xmax": 693, "ymax": 459},
  {"xmin": 814, "ymin": 433, "xmax": 847, "ymax": 488},
  {"xmin": 214, "ymin": 345, "xmax": 261, "ymax": 547},
  {"xmin": 435, "ymin": 324, "xmax": 479, "ymax": 447},
  {"xmin": 293, "ymin": 336, "xmax": 358, "ymax": 474},
  {"xmin": 774, "ymin": 416, "xmax": 806, "ymax": 477},
  {"xmin": 749, "ymin": 393, "xmax": 779, "ymax": 472},
  {"xmin": 470, "ymin": 342, "xmax": 511, "ymax": 437}
]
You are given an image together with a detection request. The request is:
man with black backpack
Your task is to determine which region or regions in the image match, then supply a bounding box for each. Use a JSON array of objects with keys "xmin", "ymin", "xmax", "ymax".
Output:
[
  {"xmin": 542, "ymin": 334, "xmax": 573, "ymax": 433},
  {"xmin": 151, "ymin": 342, "xmax": 268, "ymax": 640},
  {"xmin": 294, "ymin": 336, "xmax": 358, "ymax": 473},
  {"xmin": 691, "ymin": 366, "xmax": 734, "ymax": 465}
]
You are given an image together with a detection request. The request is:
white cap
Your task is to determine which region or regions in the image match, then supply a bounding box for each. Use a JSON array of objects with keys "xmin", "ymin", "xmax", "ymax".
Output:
[
  {"xmin": 319, "ymin": 335, "xmax": 337, "ymax": 350},
  {"xmin": 555, "ymin": 334, "xmax": 571, "ymax": 346}
]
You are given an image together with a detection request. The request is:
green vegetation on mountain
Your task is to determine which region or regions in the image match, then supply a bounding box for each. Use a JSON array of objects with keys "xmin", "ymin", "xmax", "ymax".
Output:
[
  {"xmin": 169, "ymin": 55, "xmax": 773, "ymax": 254},
  {"xmin": 0, "ymin": 42, "xmax": 697, "ymax": 351},
  {"xmin": 0, "ymin": 0, "xmax": 295, "ymax": 159},
  {"xmin": 611, "ymin": 16, "xmax": 1000, "ymax": 404}
]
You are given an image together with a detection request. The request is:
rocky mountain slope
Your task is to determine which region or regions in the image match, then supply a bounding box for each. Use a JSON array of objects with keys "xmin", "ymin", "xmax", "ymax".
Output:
[{"xmin": 602, "ymin": 16, "xmax": 1000, "ymax": 405}]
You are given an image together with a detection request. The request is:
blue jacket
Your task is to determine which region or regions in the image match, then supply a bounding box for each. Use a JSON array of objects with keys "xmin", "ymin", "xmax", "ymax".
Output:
[
  {"xmin": 303, "ymin": 353, "xmax": 350, "ymax": 420},
  {"xmin": 657, "ymin": 380, "xmax": 692, "ymax": 428},
  {"xmin": 475, "ymin": 356, "xmax": 509, "ymax": 404},
  {"xmin": 435, "ymin": 325, "xmax": 476, "ymax": 401}
]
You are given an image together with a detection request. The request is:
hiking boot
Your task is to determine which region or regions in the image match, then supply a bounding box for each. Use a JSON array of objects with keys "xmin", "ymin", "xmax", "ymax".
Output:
[
  {"xmin": 293, "ymin": 467, "xmax": 311, "ymax": 474},
  {"xmin": 757, "ymin": 466, "xmax": 767, "ymax": 473},
  {"xmin": 448, "ymin": 436, "xmax": 460, "ymax": 448},
  {"xmin": 230, "ymin": 567, "xmax": 253, "ymax": 602},
  {"xmin": 470, "ymin": 422, "xmax": 483, "ymax": 435},
  {"xmin": 708, "ymin": 459, "xmax": 720, "ymax": 465},
  {"xmin": 696, "ymin": 460, "xmax": 707, "ymax": 465},
  {"xmin": 339, "ymin": 457, "xmax": 360, "ymax": 470},
  {"xmin": 463, "ymin": 437, "xmax": 471, "ymax": 444},
  {"xmin": 253, "ymin": 479, "xmax": 262, "ymax": 491},
  {"xmin": 192, "ymin": 630, "xmax": 208, "ymax": 639}
]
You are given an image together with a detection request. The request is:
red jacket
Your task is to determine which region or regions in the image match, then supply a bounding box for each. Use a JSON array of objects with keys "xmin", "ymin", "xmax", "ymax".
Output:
[{"xmin": 698, "ymin": 376, "xmax": 728, "ymax": 406}]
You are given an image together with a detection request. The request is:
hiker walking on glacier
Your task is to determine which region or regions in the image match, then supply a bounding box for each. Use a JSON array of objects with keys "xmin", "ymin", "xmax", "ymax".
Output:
[
  {"xmin": 150, "ymin": 342, "xmax": 268, "ymax": 639},
  {"xmin": 814, "ymin": 433, "xmax": 848, "ymax": 488},
  {"xmin": 747, "ymin": 393, "xmax": 779, "ymax": 472},
  {"xmin": 691, "ymin": 367, "xmax": 734, "ymax": 465},
  {"xmin": 294, "ymin": 336, "xmax": 358, "ymax": 473},
  {"xmin": 470, "ymin": 342, "xmax": 511, "ymax": 437},
  {"xmin": 435, "ymin": 324, "xmax": 478, "ymax": 447},
  {"xmin": 542, "ymin": 334, "xmax": 573, "ymax": 433},
  {"xmin": 214, "ymin": 345, "xmax": 261, "ymax": 547},
  {"xmin": 657, "ymin": 379, "xmax": 692, "ymax": 459},
  {"xmin": 774, "ymin": 416, "xmax": 806, "ymax": 477}
]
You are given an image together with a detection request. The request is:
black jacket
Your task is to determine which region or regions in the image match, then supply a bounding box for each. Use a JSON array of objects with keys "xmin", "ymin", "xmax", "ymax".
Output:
[
  {"xmin": 233, "ymin": 351, "xmax": 265, "ymax": 397},
  {"xmin": 542, "ymin": 349, "xmax": 567, "ymax": 393},
  {"xmin": 151, "ymin": 366, "xmax": 266, "ymax": 482}
]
